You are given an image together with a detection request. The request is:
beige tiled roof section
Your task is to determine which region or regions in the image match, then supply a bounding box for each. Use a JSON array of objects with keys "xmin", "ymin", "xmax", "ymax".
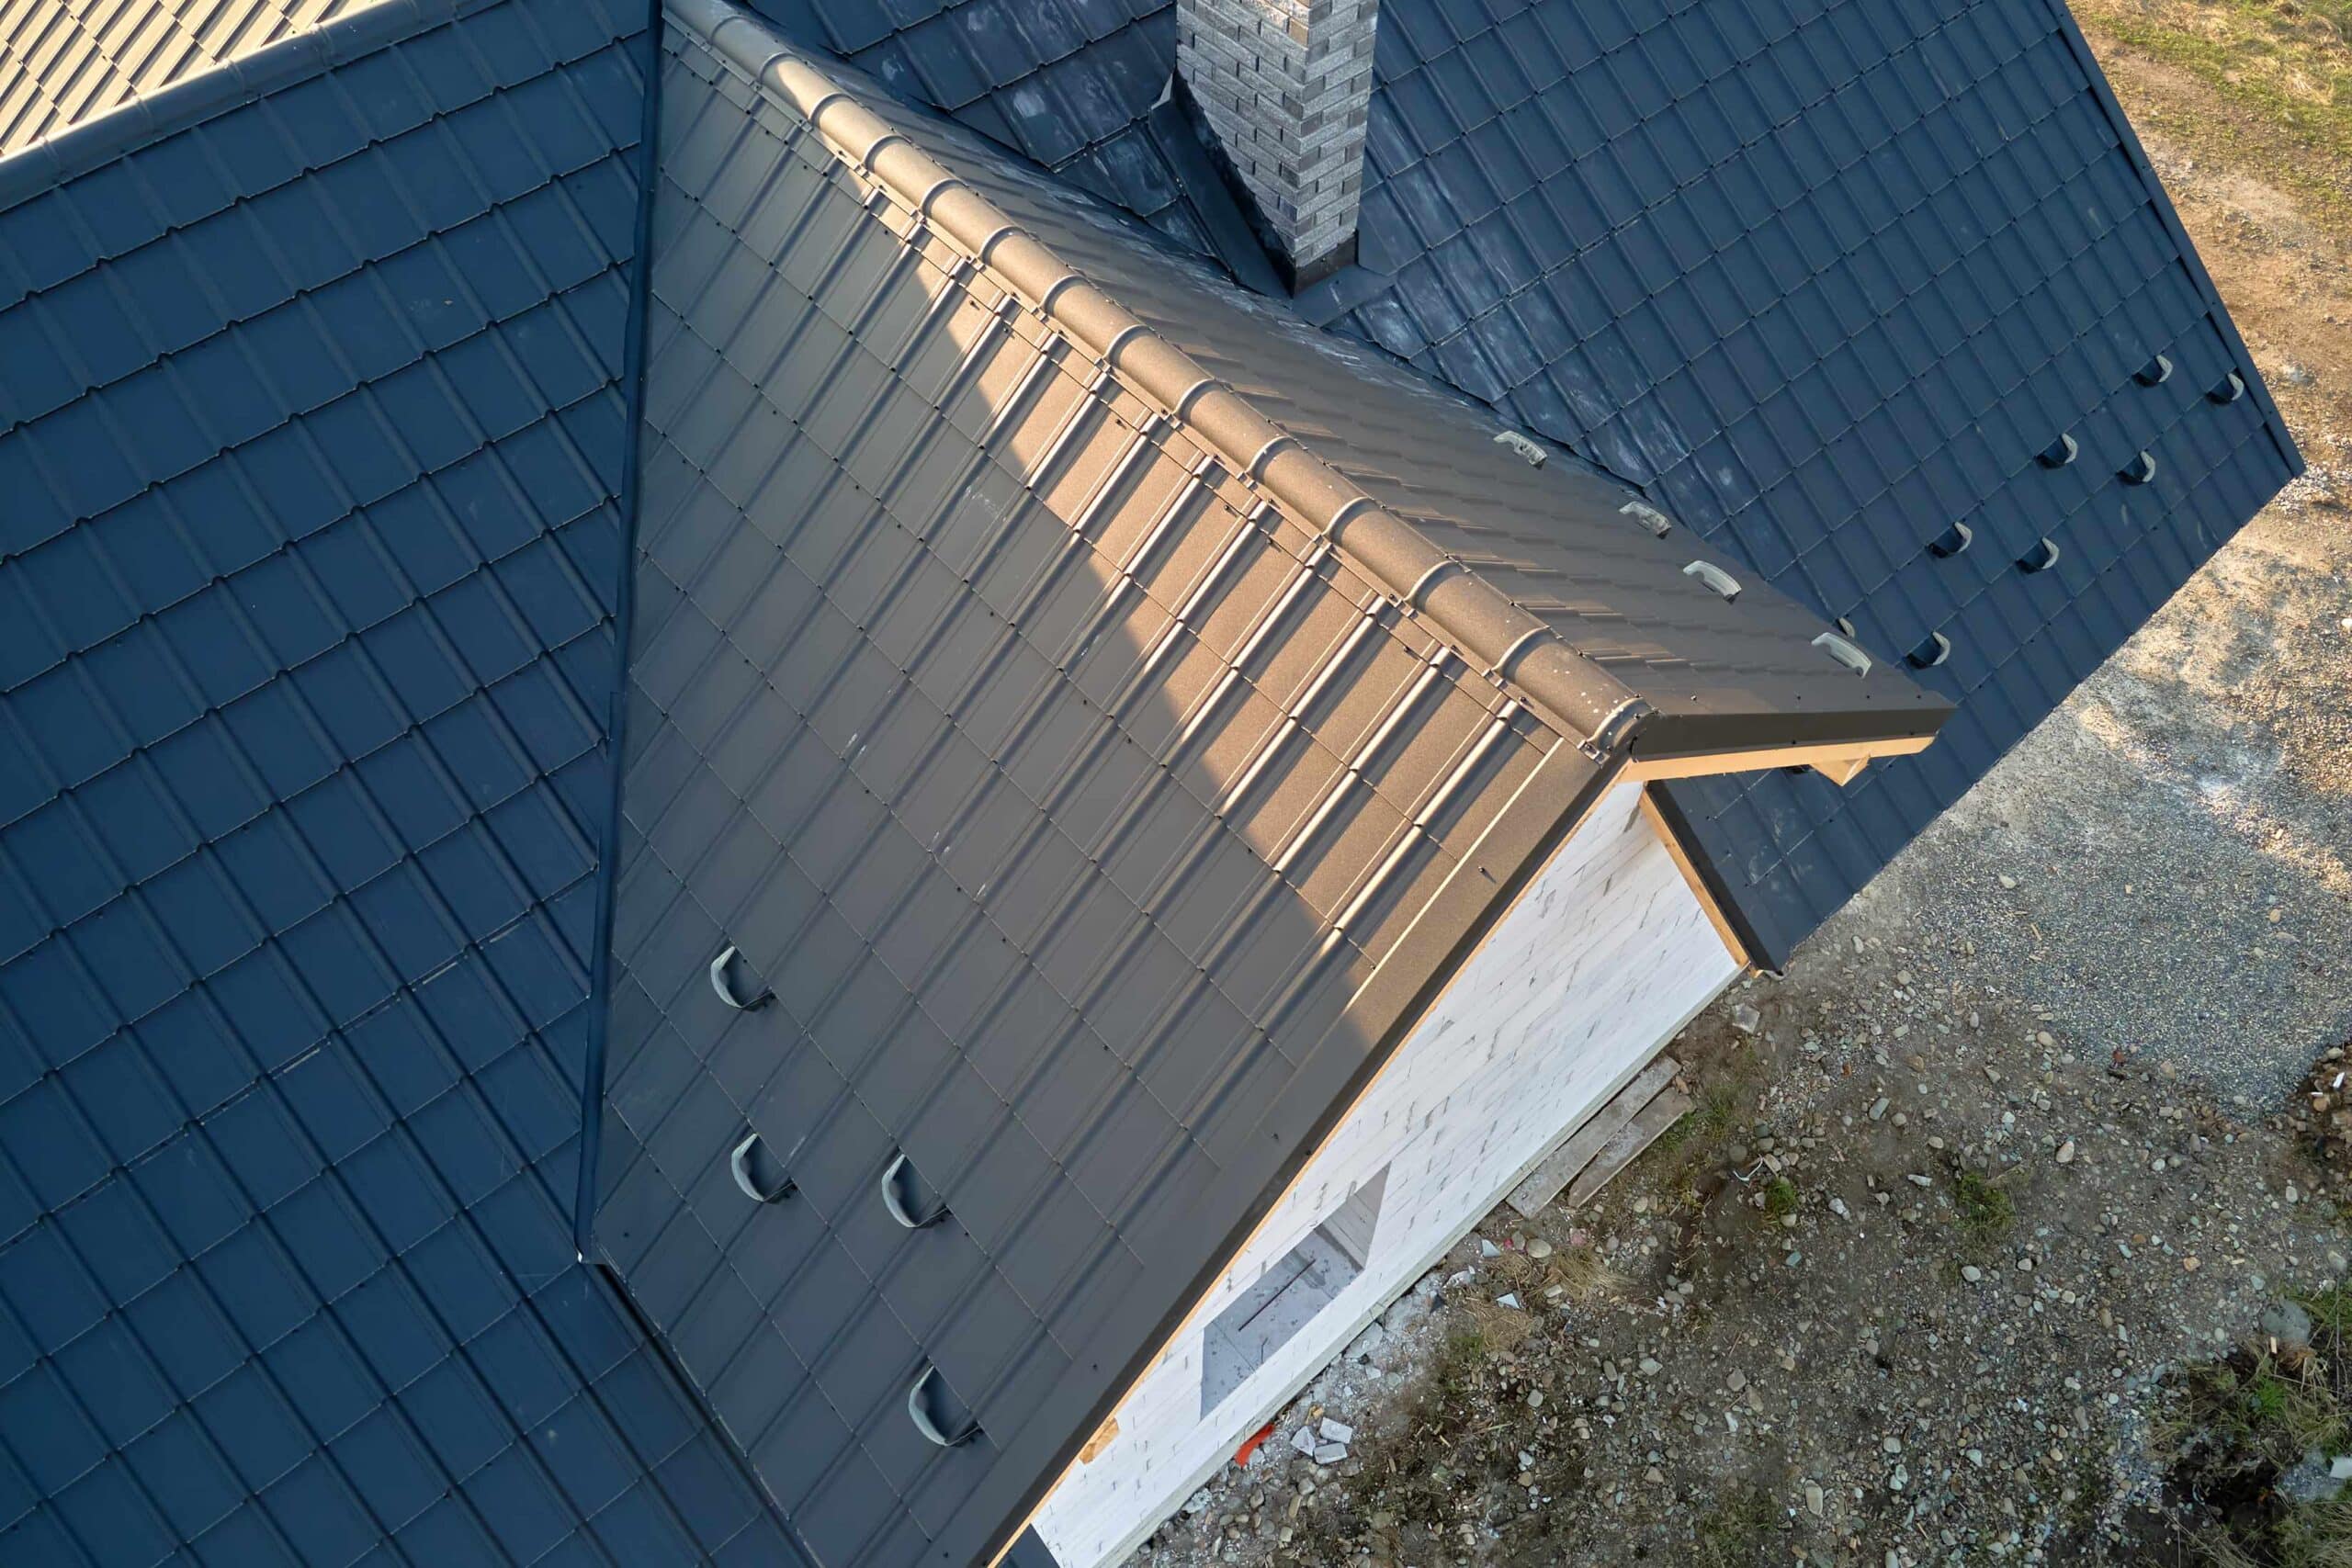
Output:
[
  {"xmin": 0, "ymin": 0, "xmax": 383, "ymax": 154},
  {"xmin": 666, "ymin": 0, "xmax": 1654, "ymax": 755},
  {"xmin": 598, "ymin": 18, "xmax": 1605, "ymax": 1563},
  {"xmin": 671, "ymin": 0, "xmax": 1946, "ymax": 765}
]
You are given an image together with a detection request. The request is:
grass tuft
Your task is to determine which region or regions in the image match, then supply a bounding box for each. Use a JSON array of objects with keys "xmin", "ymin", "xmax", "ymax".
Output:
[
  {"xmin": 1691, "ymin": 1482, "xmax": 1779, "ymax": 1568},
  {"xmin": 1952, "ymin": 1168, "xmax": 2018, "ymax": 1254}
]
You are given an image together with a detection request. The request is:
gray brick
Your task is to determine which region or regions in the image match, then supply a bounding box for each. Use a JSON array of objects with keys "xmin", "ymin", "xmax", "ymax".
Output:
[{"xmin": 1177, "ymin": 0, "xmax": 1378, "ymax": 275}]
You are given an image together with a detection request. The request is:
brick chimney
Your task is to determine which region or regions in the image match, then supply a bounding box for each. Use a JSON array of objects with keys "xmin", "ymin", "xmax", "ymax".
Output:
[{"xmin": 1175, "ymin": 0, "xmax": 1378, "ymax": 288}]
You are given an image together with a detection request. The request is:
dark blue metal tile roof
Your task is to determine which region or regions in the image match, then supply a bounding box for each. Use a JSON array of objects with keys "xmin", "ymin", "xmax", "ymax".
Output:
[
  {"xmin": 1309, "ymin": 0, "xmax": 2301, "ymax": 963},
  {"xmin": 771, "ymin": 0, "xmax": 2297, "ymax": 962},
  {"xmin": 0, "ymin": 0, "xmax": 2301, "ymax": 1561},
  {"xmin": 732, "ymin": 0, "xmax": 1218, "ymax": 255},
  {"xmin": 0, "ymin": 2, "xmax": 814, "ymax": 1562},
  {"xmin": 586, "ymin": 8, "xmax": 1750, "ymax": 1562}
]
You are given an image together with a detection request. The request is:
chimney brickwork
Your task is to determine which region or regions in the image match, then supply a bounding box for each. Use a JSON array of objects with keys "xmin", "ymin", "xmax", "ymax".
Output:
[{"xmin": 1175, "ymin": 0, "xmax": 1378, "ymax": 284}]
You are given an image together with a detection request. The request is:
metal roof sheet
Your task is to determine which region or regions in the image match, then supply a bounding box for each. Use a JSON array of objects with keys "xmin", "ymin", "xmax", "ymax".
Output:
[
  {"xmin": 589, "ymin": 6, "xmax": 1939, "ymax": 1563},
  {"xmin": 597, "ymin": 16, "xmax": 1589, "ymax": 1562},
  {"xmin": 759, "ymin": 0, "xmax": 2299, "ymax": 962},
  {"xmin": 0, "ymin": 1, "xmax": 819, "ymax": 1562},
  {"xmin": 719, "ymin": 6, "xmax": 1948, "ymax": 754},
  {"xmin": 0, "ymin": 0, "xmax": 2301, "ymax": 1560},
  {"xmin": 1320, "ymin": 0, "xmax": 2302, "ymax": 961},
  {"xmin": 733, "ymin": 0, "xmax": 1216, "ymax": 257},
  {"xmin": 0, "ymin": 0, "xmax": 394, "ymax": 155}
]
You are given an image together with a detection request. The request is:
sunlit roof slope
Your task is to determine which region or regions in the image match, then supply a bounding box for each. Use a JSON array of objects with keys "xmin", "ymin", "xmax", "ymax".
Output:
[{"xmin": 585, "ymin": 6, "xmax": 1945, "ymax": 1565}]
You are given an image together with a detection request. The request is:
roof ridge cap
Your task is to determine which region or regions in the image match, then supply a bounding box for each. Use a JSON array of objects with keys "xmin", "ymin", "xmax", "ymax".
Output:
[
  {"xmin": 666, "ymin": 0, "xmax": 1647, "ymax": 750},
  {"xmin": 0, "ymin": 0, "xmax": 507, "ymax": 213}
]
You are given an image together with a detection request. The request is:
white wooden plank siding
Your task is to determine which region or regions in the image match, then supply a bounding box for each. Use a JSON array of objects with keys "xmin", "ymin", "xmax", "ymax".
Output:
[{"xmin": 1031, "ymin": 783, "xmax": 1742, "ymax": 1564}]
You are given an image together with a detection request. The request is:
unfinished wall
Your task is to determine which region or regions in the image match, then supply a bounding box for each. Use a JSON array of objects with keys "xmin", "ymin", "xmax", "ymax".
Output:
[{"xmin": 1029, "ymin": 781, "xmax": 1742, "ymax": 1564}]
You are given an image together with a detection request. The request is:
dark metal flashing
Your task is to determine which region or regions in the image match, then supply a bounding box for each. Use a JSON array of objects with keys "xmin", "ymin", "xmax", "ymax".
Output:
[
  {"xmin": 0, "ymin": 0, "xmax": 505, "ymax": 206},
  {"xmin": 1159, "ymin": 73, "xmax": 1351, "ymax": 298},
  {"xmin": 1641, "ymin": 782, "xmax": 1774, "ymax": 976},
  {"xmin": 1002, "ymin": 1525, "xmax": 1066, "ymax": 1568},
  {"xmin": 1626, "ymin": 704, "xmax": 1949, "ymax": 771},
  {"xmin": 1283, "ymin": 232, "xmax": 1358, "ymax": 293},
  {"xmin": 1146, "ymin": 93, "xmax": 1283, "ymax": 299},
  {"xmin": 1289, "ymin": 260, "xmax": 1396, "ymax": 328},
  {"xmin": 572, "ymin": 0, "xmax": 673, "ymax": 1258}
]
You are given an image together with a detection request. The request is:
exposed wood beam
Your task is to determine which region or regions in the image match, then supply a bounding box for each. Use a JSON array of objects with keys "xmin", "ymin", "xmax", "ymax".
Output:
[
  {"xmin": 1078, "ymin": 1416, "xmax": 1120, "ymax": 1463},
  {"xmin": 1623, "ymin": 730, "xmax": 1935, "ymax": 784},
  {"xmin": 1636, "ymin": 787, "xmax": 1756, "ymax": 970}
]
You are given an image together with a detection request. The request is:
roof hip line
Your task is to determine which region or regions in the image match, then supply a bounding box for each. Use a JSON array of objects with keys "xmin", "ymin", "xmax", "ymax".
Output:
[{"xmin": 665, "ymin": 0, "xmax": 1648, "ymax": 750}]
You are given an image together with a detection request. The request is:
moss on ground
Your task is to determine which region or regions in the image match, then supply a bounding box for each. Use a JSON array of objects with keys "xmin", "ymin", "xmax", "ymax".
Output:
[{"xmin": 1951, "ymin": 1168, "xmax": 2019, "ymax": 1257}]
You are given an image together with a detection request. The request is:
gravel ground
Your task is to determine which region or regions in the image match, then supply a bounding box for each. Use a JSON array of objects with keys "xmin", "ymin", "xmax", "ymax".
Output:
[
  {"xmin": 1130, "ymin": 952, "xmax": 2352, "ymax": 1568},
  {"xmin": 1118, "ymin": 21, "xmax": 2352, "ymax": 1568},
  {"xmin": 1866, "ymin": 443, "xmax": 2351, "ymax": 1103}
]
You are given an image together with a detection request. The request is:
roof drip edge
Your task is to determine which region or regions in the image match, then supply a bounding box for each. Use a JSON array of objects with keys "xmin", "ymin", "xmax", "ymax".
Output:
[{"xmin": 662, "ymin": 0, "xmax": 1646, "ymax": 750}]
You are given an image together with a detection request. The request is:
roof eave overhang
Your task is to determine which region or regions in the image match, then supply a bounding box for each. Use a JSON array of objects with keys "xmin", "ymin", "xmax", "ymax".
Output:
[
  {"xmin": 987, "ymin": 739, "xmax": 1627, "ymax": 1567},
  {"xmin": 1617, "ymin": 696, "xmax": 1955, "ymax": 784}
]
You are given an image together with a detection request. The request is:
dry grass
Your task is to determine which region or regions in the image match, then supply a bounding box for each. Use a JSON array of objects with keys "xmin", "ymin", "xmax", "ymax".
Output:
[
  {"xmin": 2280, "ymin": 1499, "xmax": 2352, "ymax": 1567},
  {"xmin": 1460, "ymin": 1297, "xmax": 1540, "ymax": 1355},
  {"xmin": 2078, "ymin": 0, "xmax": 2352, "ymax": 216},
  {"xmin": 2161, "ymin": 1293, "xmax": 2352, "ymax": 1566},
  {"xmin": 1549, "ymin": 1246, "xmax": 1632, "ymax": 1303},
  {"xmin": 1487, "ymin": 1243, "xmax": 1632, "ymax": 1310}
]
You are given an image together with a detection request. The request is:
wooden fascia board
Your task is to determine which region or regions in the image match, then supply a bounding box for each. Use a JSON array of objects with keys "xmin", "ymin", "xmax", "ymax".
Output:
[
  {"xmin": 1623, "ymin": 729, "xmax": 1936, "ymax": 785},
  {"xmin": 1636, "ymin": 786, "xmax": 1758, "ymax": 972}
]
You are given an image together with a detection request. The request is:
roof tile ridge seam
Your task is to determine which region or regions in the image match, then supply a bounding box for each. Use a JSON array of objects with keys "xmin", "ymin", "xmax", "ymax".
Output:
[
  {"xmin": 0, "ymin": 0, "xmax": 504, "ymax": 212},
  {"xmin": 662, "ymin": 0, "xmax": 1650, "ymax": 754},
  {"xmin": 573, "ymin": 0, "xmax": 669, "ymax": 1262}
]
